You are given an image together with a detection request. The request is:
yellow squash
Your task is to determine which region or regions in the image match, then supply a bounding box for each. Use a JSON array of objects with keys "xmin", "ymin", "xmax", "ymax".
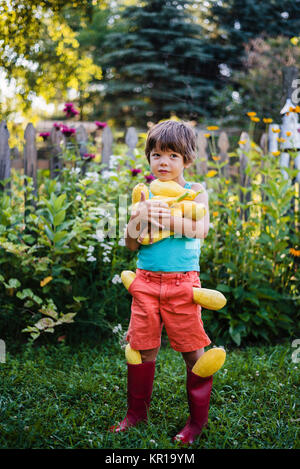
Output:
[
  {"xmin": 132, "ymin": 183, "xmax": 149, "ymax": 204},
  {"xmin": 193, "ymin": 288, "xmax": 227, "ymax": 310},
  {"xmin": 150, "ymin": 179, "xmax": 200, "ymax": 200},
  {"xmin": 192, "ymin": 348, "xmax": 226, "ymax": 377},
  {"xmin": 125, "ymin": 344, "xmax": 142, "ymax": 364}
]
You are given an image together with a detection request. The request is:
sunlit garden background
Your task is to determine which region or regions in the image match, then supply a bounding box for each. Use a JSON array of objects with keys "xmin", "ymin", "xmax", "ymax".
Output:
[{"xmin": 0, "ymin": 0, "xmax": 299, "ymax": 449}]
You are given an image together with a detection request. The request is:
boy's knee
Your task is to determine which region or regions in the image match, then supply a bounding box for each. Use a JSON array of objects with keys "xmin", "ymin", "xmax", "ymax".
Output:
[{"xmin": 140, "ymin": 347, "xmax": 160, "ymax": 362}]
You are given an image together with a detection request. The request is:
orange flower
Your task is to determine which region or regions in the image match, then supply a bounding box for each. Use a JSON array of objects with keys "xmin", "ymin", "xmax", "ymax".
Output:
[
  {"xmin": 40, "ymin": 276, "xmax": 53, "ymax": 287},
  {"xmin": 212, "ymin": 156, "xmax": 221, "ymax": 161},
  {"xmin": 286, "ymin": 131, "xmax": 292, "ymax": 136},
  {"xmin": 290, "ymin": 248, "xmax": 300, "ymax": 257},
  {"xmin": 247, "ymin": 112, "xmax": 256, "ymax": 117},
  {"xmin": 250, "ymin": 116, "xmax": 260, "ymax": 122},
  {"xmin": 263, "ymin": 118, "xmax": 273, "ymax": 123},
  {"xmin": 204, "ymin": 133, "xmax": 211, "ymax": 138},
  {"xmin": 206, "ymin": 125, "xmax": 219, "ymax": 131},
  {"xmin": 272, "ymin": 128, "xmax": 280, "ymax": 133},
  {"xmin": 295, "ymin": 105, "xmax": 300, "ymax": 113},
  {"xmin": 212, "ymin": 211, "xmax": 219, "ymax": 217},
  {"xmin": 276, "ymin": 137, "xmax": 286, "ymax": 143},
  {"xmin": 225, "ymin": 180, "xmax": 230, "ymax": 184}
]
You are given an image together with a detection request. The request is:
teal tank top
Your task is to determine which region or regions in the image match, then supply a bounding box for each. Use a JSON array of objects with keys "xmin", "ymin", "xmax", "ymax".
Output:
[{"xmin": 136, "ymin": 181, "xmax": 201, "ymax": 272}]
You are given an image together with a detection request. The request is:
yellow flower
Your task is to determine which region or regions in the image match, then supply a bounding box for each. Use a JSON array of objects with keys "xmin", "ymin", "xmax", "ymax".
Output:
[
  {"xmin": 212, "ymin": 211, "xmax": 219, "ymax": 217},
  {"xmin": 276, "ymin": 137, "xmax": 286, "ymax": 143},
  {"xmin": 263, "ymin": 118, "xmax": 273, "ymax": 123},
  {"xmin": 272, "ymin": 151, "xmax": 281, "ymax": 156},
  {"xmin": 290, "ymin": 37, "xmax": 299, "ymax": 46},
  {"xmin": 247, "ymin": 112, "xmax": 256, "ymax": 116},
  {"xmin": 212, "ymin": 156, "xmax": 221, "ymax": 161},
  {"xmin": 40, "ymin": 276, "xmax": 53, "ymax": 287},
  {"xmin": 250, "ymin": 116, "xmax": 260, "ymax": 122},
  {"xmin": 286, "ymin": 131, "xmax": 292, "ymax": 136},
  {"xmin": 206, "ymin": 170, "xmax": 218, "ymax": 178},
  {"xmin": 225, "ymin": 180, "xmax": 230, "ymax": 185},
  {"xmin": 204, "ymin": 133, "xmax": 211, "ymax": 138},
  {"xmin": 206, "ymin": 125, "xmax": 219, "ymax": 131},
  {"xmin": 272, "ymin": 128, "xmax": 280, "ymax": 133},
  {"xmin": 238, "ymin": 140, "xmax": 246, "ymax": 145}
]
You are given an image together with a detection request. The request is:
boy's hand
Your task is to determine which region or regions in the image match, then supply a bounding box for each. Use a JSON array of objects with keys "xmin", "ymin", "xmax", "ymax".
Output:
[{"xmin": 132, "ymin": 191, "xmax": 171, "ymax": 244}]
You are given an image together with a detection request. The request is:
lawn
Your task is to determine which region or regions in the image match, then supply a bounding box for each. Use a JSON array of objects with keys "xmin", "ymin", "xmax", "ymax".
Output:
[{"xmin": 0, "ymin": 339, "xmax": 298, "ymax": 449}]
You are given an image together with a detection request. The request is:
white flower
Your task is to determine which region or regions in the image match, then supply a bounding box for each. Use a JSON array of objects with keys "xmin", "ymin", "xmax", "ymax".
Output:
[
  {"xmin": 78, "ymin": 244, "xmax": 88, "ymax": 250},
  {"xmin": 112, "ymin": 323, "xmax": 122, "ymax": 333},
  {"xmin": 112, "ymin": 274, "xmax": 122, "ymax": 284},
  {"xmin": 93, "ymin": 230, "xmax": 105, "ymax": 243},
  {"xmin": 76, "ymin": 194, "xmax": 82, "ymax": 201},
  {"xmin": 103, "ymin": 256, "xmax": 110, "ymax": 263},
  {"xmin": 70, "ymin": 167, "xmax": 81, "ymax": 175},
  {"xmin": 87, "ymin": 256, "xmax": 97, "ymax": 262},
  {"xmin": 88, "ymin": 245, "xmax": 95, "ymax": 253},
  {"xmin": 84, "ymin": 171, "xmax": 99, "ymax": 183}
]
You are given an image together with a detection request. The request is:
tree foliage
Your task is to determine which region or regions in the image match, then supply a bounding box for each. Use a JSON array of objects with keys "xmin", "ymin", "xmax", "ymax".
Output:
[{"xmin": 95, "ymin": 0, "xmax": 217, "ymax": 126}]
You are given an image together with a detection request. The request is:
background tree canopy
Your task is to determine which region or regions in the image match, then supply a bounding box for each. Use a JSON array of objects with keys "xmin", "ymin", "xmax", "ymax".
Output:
[{"xmin": 1, "ymin": 0, "xmax": 300, "ymax": 126}]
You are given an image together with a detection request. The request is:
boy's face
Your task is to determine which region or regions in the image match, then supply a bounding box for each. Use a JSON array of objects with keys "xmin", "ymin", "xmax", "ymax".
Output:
[{"xmin": 149, "ymin": 146, "xmax": 191, "ymax": 182}]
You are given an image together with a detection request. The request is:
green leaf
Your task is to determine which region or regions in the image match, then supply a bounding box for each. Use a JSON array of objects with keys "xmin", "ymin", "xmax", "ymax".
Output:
[{"xmin": 53, "ymin": 210, "xmax": 66, "ymax": 227}]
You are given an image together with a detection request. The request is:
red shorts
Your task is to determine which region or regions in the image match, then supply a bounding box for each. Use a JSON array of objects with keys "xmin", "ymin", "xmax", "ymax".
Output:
[{"xmin": 126, "ymin": 268, "xmax": 211, "ymax": 353}]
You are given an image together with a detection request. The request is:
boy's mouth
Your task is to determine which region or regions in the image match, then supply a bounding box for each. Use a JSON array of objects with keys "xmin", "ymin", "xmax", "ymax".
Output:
[{"xmin": 158, "ymin": 170, "xmax": 169, "ymax": 173}]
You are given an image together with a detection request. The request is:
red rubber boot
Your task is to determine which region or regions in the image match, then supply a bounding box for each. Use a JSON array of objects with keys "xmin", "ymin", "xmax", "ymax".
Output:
[
  {"xmin": 174, "ymin": 366, "xmax": 213, "ymax": 444},
  {"xmin": 110, "ymin": 361, "xmax": 156, "ymax": 432}
]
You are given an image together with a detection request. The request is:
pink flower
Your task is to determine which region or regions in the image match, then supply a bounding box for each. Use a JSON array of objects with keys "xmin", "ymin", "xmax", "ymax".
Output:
[
  {"xmin": 39, "ymin": 132, "xmax": 50, "ymax": 141},
  {"xmin": 95, "ymin": 121, "xmax": 107, "ymax": 129},
  {"xmin": 144, "ymin": 174, "xmax": 155, "ymax": 183},
  {"xmin": 63, "ymin": 102, "xmax": 79, "ymax": 117},
  {"xmin": 61, "ymin": 125, "xmax": 76, "ymax": 137},
  {"xmin": 130, "ymin": 168, "xmax": 142, "ymax": 177},
  {"xmin": 53, "ymin": 122, "xmax": 61, "ymax": 130},
  {"xmin": 83, "ymin": 153, "xmax": 96, "ymax": 160}
]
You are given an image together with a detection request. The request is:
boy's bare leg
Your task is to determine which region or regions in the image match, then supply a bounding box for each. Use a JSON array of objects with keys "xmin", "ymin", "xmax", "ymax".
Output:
[
  {"xmin": 181, "ymin": 348, "xmax": 204, "ymax": 369},
  {"xmin": 140, "ymin": 347, "xmax": 160, "ymax": 362}
]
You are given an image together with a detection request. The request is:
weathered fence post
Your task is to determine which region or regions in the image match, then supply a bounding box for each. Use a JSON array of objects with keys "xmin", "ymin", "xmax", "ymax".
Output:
[
  {"xmin": 195, "ymin": 129, "xmax": 208, "ymax": 177},
  {"xmin": 238, "ymin": 131, "xmax": 251, "ymax": 221},
  {"xmin": 50, "ymin": 126, "xmax": 64, "ymax": 180},
  {"xmin": 125, "ymin": 127, "xmax": 138, "ymax": 164},
  {"xmin": 24, "ymin": 123, "xmax": 38, "ymax": 237},
  {"xmin": 101, "ymin": 125, "xmax": 113, "ymax": 170},
  {"xmin": 0, "ymin": 121, "xmax": 11, "ymax": 195},
  {"xmin": 76, "ymin": 124, "xmax": 89, "ymax": 176},
  {"xmin": 217, "ymin": 131, "xmax": 230, "ymax": 179}
]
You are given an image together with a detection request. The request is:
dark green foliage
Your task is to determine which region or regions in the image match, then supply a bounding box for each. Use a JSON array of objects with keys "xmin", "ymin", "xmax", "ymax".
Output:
[{"xmin": 98, "ymin": 0, "xmax": 215, "ymax": 126}]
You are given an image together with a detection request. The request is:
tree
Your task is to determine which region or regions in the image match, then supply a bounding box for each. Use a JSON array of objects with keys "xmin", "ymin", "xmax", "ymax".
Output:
[
  {"xmin": 206, "ymin": 0, "xmax": 300, "ymax": 73},
  {"xmin": 94, "ymin": 0, "xmax": 216, "ymax": 126},
  {"xmin": 0, "ymin": 1, "xmax": 105, "ymax": 120},
  {"xmin": 210, "ymin": 36, "xmax": 300, "ymax": 127}
]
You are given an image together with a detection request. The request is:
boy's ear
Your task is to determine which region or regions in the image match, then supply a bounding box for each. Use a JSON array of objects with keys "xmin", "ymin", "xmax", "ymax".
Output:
[{"xmin": 184, "ymin": 160, "xmax": 193, "ymax": 169}]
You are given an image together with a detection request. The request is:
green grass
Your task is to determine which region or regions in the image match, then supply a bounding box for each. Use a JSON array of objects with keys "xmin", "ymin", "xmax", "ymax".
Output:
[{"xmin": 0, "ymin": 340, "xmax": 299, "ymax": 449}]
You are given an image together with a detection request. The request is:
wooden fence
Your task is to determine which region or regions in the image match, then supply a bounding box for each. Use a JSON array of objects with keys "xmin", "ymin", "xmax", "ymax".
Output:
[{"xmin": 0, "ymin": 120, "xmax": 298, "ymax": 224}]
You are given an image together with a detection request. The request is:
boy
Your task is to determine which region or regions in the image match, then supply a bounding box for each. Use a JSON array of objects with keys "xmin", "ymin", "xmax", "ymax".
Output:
[{"xmin": 110, "ymin": 120, "xmax": 212, "ymax": 444}]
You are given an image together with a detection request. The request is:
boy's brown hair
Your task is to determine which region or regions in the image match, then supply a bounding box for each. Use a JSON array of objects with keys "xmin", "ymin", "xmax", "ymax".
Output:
[{"xmin": 145, "ymin": 120, "xmax": 197, "ymax": 164}]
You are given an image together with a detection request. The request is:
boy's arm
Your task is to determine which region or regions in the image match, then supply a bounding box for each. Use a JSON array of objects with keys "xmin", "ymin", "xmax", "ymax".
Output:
[
  {"xmin": 168, "ymin": 183, "xmax": 210, "ymax": 239},
  {"xmin": 125, "ymin": 214, "xmax": 144, "ymax": 251}
]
